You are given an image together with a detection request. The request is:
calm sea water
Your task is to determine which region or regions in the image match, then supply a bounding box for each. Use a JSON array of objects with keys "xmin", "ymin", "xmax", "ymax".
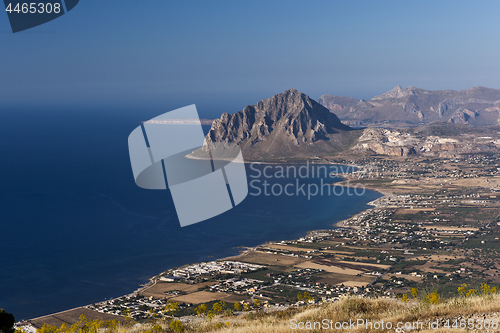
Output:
[{"xmin": 0, "ymin": 108, "xmax": 381, "ymax": 320}]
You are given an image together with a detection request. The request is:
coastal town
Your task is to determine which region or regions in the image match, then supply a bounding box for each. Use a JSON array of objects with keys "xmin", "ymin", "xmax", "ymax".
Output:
[
  {"xmin": 15, "ymin": 152, "xmax": 500, "ymax": 329},
  {"xmin": 6, "ymin": 1, "xmax": 500, "ymax": 331}
]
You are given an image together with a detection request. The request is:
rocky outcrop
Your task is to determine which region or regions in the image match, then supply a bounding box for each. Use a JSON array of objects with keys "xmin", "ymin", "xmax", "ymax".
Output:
[
  {"xmin": 371, "ymin": 85, "xmax": 417, "ymax": 100},
  {"xmin": 366, "ymin": 144, "xmax": 417, "ymax": 156},
  {"xmin": 353, "ymin": 128, "xmax": 419, "ymax": 157},
  {"xmin": 194, "ymin": 89, "xmax": 359, "ymax": 161},
  {"xmin": 448, "ymin": 108, "xmax": 479, "ymax": 124},
  {"xmin": 351, "ymin": 123, "xmax": 500, "ymax": 158},
  {"xmin": 206, "ymin": 89, "xmax": 350, "ymax": 147}
]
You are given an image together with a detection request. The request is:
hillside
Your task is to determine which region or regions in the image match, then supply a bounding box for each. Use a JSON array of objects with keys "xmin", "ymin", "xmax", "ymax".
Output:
[
  {"xmin": 350, "ymin": 122, "xmax": 500, "ymax": 157},
  {"xmin": 197, "ymin": 293, "xmax": 500, "ymax": 333},
  {"xmin": 32, "ymin": 293, "xmax": 500, "ymax": 333},
  {"xmin": 318, "ymin": 86, "xmax": 500, "ymax": 127}
]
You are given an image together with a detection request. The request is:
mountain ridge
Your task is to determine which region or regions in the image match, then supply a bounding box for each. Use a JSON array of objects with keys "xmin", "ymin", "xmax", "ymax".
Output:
[
  {"xmin": 318, "ymin": 86, "xmax": 500, "ymax": 127},
  {"xmin": 193, "ymin": 89, "xmax": 360, "ymax": 162},
  {"xmin": 191, "ymin": 88, "xmax": 500, "ymax": 162}
]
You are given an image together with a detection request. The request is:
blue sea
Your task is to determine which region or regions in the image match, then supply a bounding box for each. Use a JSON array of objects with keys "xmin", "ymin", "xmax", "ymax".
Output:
[{"xmin": 0, "ymin": 108, "xmax": 381, "ymax": 320}]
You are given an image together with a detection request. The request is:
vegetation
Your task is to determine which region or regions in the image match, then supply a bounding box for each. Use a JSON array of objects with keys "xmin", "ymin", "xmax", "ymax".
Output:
[
  {"xmin": 30, "ymin": 284, "xmax": 500, "ymax": 333},
  {"xmin": 0, "ymin": 309, "xmax": 15, "ymax": 333},
  {"xmin": 188, "ymin": 289, "xmax": 500, "ymax": 332}
]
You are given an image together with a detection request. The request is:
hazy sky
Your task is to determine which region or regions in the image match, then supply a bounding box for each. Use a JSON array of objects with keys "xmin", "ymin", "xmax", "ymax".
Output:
[{"xmin": 2, "ymin": 0, "xmax": 500, "ymax": 118}]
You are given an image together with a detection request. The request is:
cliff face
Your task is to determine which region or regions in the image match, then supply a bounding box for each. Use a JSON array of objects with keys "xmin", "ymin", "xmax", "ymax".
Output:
[
  {"xmin": 200, "ymin": 89, "xmax": 359, "ymax": 161},
  {"xmin": 206, "ymin": 89, "xmax": 350, "ymax": 146}
]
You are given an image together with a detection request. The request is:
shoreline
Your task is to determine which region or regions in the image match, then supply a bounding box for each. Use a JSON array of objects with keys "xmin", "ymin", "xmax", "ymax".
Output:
[{"xmin": 24, "ymin": 162, "xmax": 388, "ymax": 324}]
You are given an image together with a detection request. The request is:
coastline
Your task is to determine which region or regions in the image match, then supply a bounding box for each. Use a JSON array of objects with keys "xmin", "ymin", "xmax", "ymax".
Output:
[
  {"xmin": 134, "ymin": 165, "xmax": 390, "ymax": 296},
  {"xmin": 332, "ymin": 174, "xmax": 394, "ymax": 229},
  {"xmin": 24, "ymin": 162, "xmax": 387, "ymax": 324}
]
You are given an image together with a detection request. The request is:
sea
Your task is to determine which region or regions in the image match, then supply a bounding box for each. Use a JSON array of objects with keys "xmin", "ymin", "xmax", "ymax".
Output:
[{"xmin": 0, "ymin": 107, "xmax": 382, "ymax": 320}]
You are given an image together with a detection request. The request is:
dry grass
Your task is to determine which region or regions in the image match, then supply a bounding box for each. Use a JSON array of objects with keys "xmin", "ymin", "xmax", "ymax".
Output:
[
  {"xmin": 188, "ymin": 293, "xmax": 500, "ymax": 333},
  {"xmin": 37, "ymin": 294, "xmax": 500, "ymax": 332}
]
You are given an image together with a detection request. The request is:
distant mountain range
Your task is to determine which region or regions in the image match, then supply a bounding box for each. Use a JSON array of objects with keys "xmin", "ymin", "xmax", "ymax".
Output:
[
  {"xmin": 318, "ymin": 86, "xmax": 500, "ymax": 127},
  {"xmin": 191, "ymin": 88, "xmax": 500, "ymax": 162}
]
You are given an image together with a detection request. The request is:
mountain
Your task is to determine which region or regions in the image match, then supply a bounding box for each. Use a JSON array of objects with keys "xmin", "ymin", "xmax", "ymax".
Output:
[
  {"xmin": 318, "ymin": 86, "xmax": 500, "ymax": 127},
  {"xmin": 193, "ymin": 89, "xmax": 361, "ymax": 161},
  {"xmin": 190, "ymin": 88, "xmax": 500, "ymax": 162},
  {"xmin": 316, "ymin": 95, "xmax": 358, "ymax": 113}
]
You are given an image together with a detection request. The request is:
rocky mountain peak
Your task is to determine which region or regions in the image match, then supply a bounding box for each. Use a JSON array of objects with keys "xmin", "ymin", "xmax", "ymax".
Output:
[
  {"xmin": 255, "ymin": 88, "xmax": 311, "ymax": 114},
  {"xmin": 372, "ymin": 85, "xmax": 416, "ymax": 100},
  {"xmin": 198, "ymin": 89, "xmax": 357, "ymax": 161}
]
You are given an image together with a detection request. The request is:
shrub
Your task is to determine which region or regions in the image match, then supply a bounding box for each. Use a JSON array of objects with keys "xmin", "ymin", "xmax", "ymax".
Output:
[
  {"xmin": 169, "ymin": 320, "xmax": 184, "ymax": 333},
  {"xmin": 427, "ymin": 290, "xmax": 440, "ymax": 304},
  {"xmin": 342, "ymin": 297, "xmax": 368, "ymax": 315}
]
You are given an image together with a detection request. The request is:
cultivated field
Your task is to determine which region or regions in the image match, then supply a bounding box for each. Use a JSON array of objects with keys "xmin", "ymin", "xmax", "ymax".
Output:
[
  {"xmin": 139, "ymin": 282, "xmax": 215, "ymax": 299},
  {"xmin": 295, "ymin": 260, "xmax": 364, "ymax": 275},
  {"xmin": 30, "ymin": 308, "xmax": 124, "ymax": 328},
  {"xmin": 169, "ymin": 291, "xmax": 232, "ymax": 305},
  {"xmin": 235, "ymin": 251, "xmax": 305, "ymax": 267}
]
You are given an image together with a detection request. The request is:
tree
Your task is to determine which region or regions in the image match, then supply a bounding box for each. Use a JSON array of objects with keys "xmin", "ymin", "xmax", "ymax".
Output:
[
  {"xmin": 466, "ymin": 289, "xmax": 477, "ymax": 298},
  {"xmin": 0, "ymin": 309, "xmax": 15, "ymax": 333},
  {"xmin": 164, "ymin": 301, "xmax": 179, "ymax": 315},
  {"xmin": 104, "ymin": 320, "xmax": 118, "ymax": 333},
  {"xmin": 212, "ymin": 303, "xmax": 222, "ymax": 314},
  {"xmin": 253, "ymin": 299, "xmax": 261, "ymax": 309},
  {"xmin": 195, "ymin": 303, "xmax": 207, "ymax": 316},
  {"xmin": 37, "ymin": 324, "xmax": 57, "ymax": 333},
  {"xmin": 427, "ymin": 290, "xmax": 440, "ymax": 304},
  {"xmin": 37, "ymin": 315, "xmax": 108, "ymax": 333},
  {"xmin": 457, "ymin": 283, "xmax": 467, "ymax": 296},
  {"xmin": 233, "ymin": 302, "xmax": 242, "ymax": 312},
  {"xmin": 212, "ymin": 300, "xmax": 226, "ymax": 314},
  {"xmin": 397, "ymin": 293, "xmax": 409, "ymax": 303}
]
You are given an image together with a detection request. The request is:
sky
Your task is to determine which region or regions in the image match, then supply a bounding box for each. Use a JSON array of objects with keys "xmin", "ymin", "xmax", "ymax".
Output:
[{"xmin": 2, "ymin": 0, "xmax": 500, "ymax": 118}]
